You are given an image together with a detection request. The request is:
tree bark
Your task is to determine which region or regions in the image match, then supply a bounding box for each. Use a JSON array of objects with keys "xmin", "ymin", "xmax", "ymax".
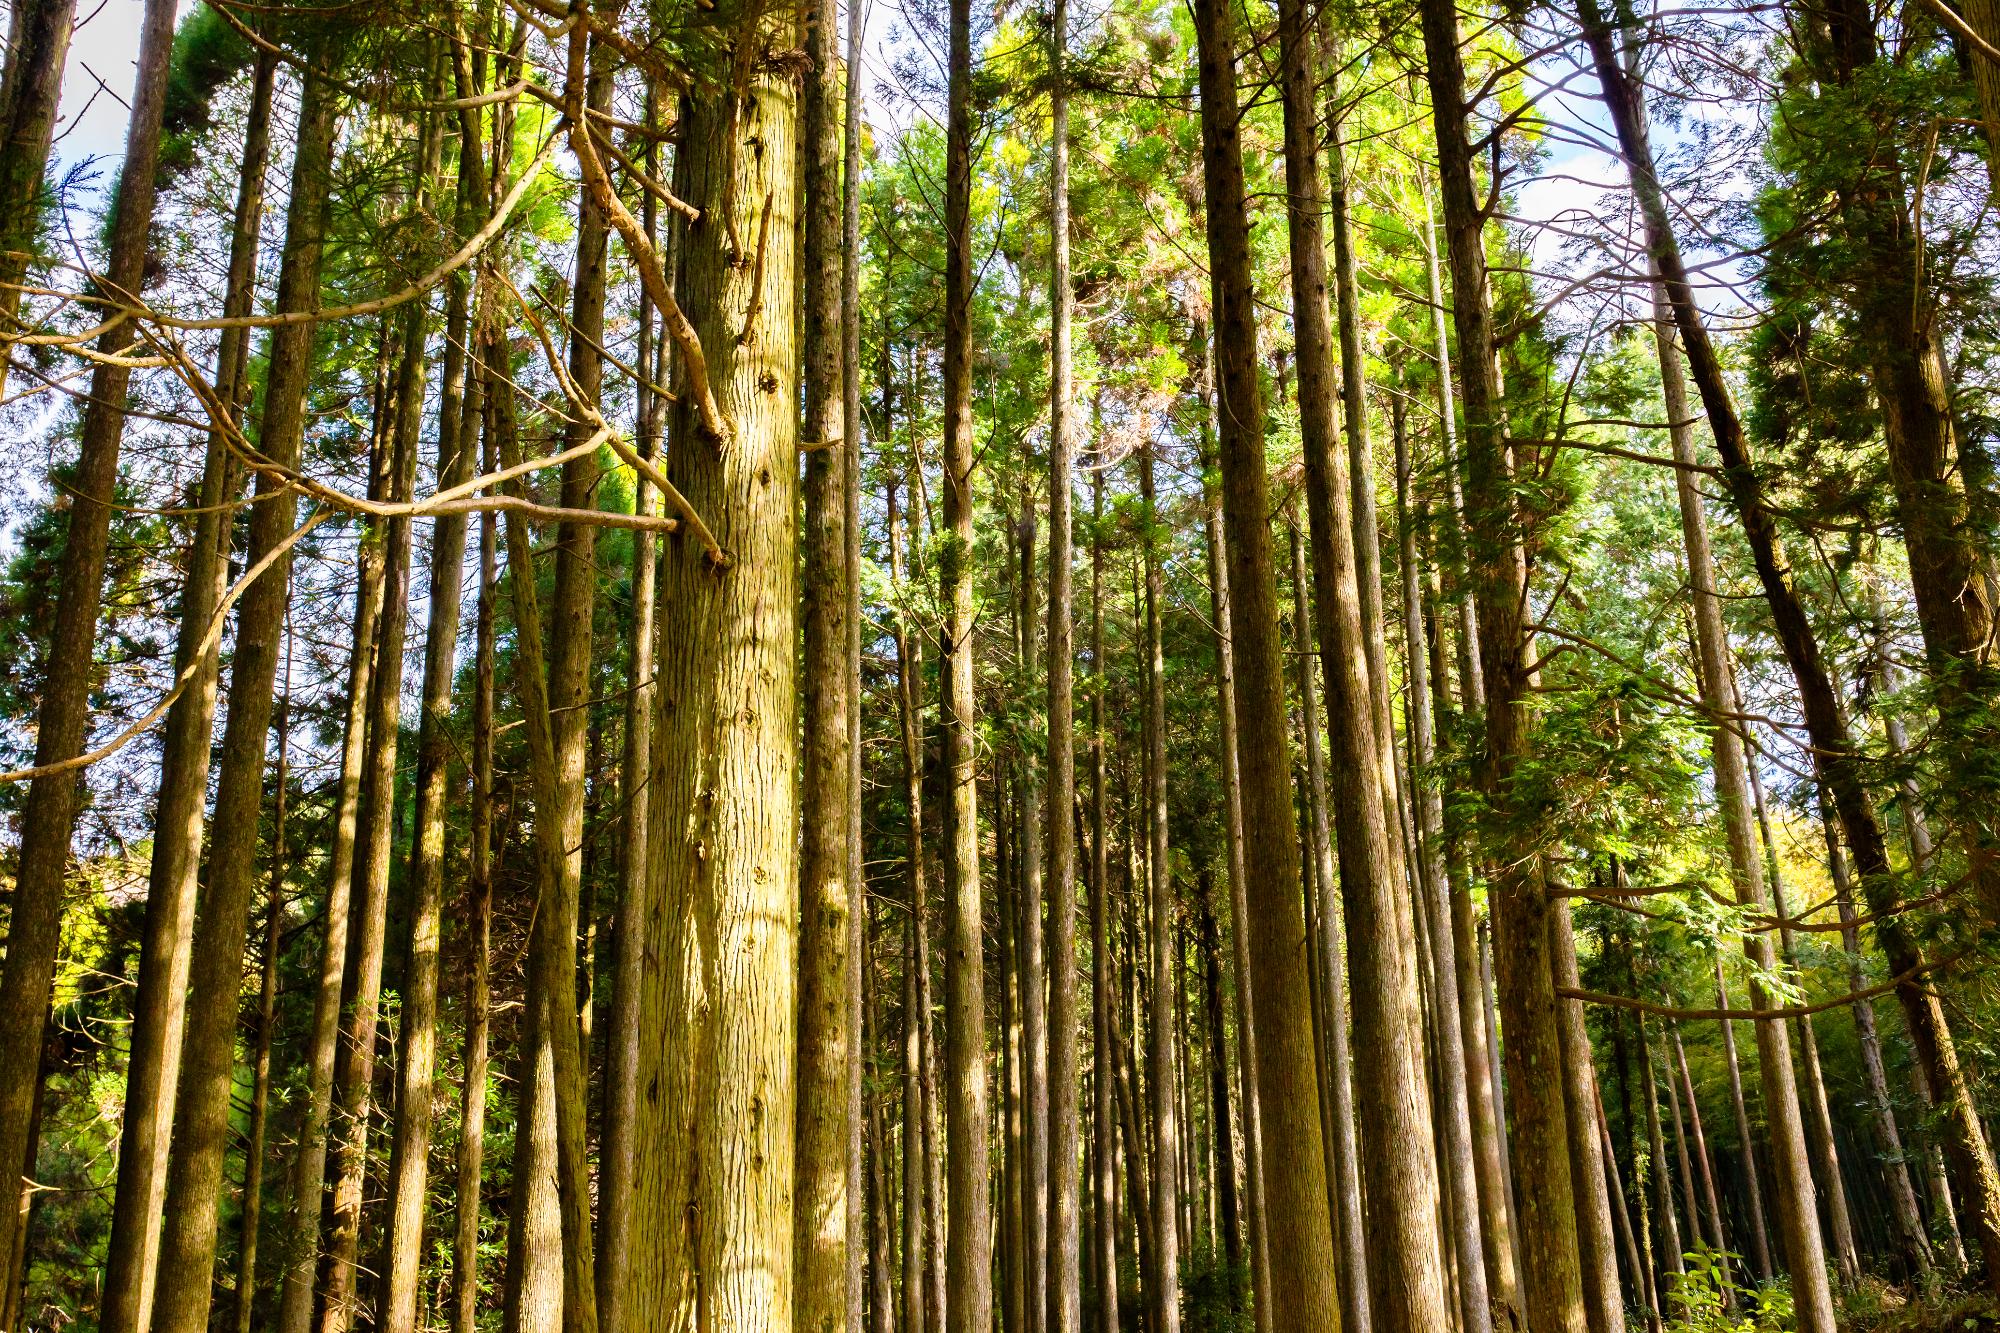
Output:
[
  {"xmin": 1552, "ymin": 914, "xmax": 1626, "ymax": 1333},
  {"xmin": 98, "ymin": 45, "xmax": 276, "ymax": 1332},
  {"xmin": 150, "ymin": 60, "xmax": 340, "ymax": 1333},
  {"xmin": 1091, "ymin": 471, "xmax": 1128, "ymax": 1333},
  {"xmin": 940, "ymin": 0, "xmax": 992, "ymax": 1318},
  {"xmin": 631, "ymin": 29, "xmax": 800, "ymax": 1322},
  {"xmin": 0, "ymin": 0, "xmax": 176, "ymax": 1309},
  {"xmin": 0, "ymin": 0, "xmax": 78, "ymax": 378},
  {"xmin": 379, "ymin": 103, "xmax": 487, "ymax": 1332},
  {"xmin": 1191, "ymin": 0, "xmax": 1341, "ymax": 1319},
  {"xmin": 1393, "ymin": 391, "xmax": 1493, "ymax": 1333},
  {"xmin": 1045, "ymin": 2, "xmax": 1082, "ymax": 1324},
  {"xmin": 1418, "ymin": 0, "xmax": 1588, "ymax": 1324},
  {"xmin": 798, "ymin": 0, "xmax": 858, "ymax": 1311}
]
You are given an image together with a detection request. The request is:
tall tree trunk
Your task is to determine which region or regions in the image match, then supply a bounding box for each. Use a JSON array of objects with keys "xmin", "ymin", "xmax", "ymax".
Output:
[
  {"xmin": 151, "ymin": 60, "xmax": 341, "ymax": 1333},
  {"xmin": 1196, "ymin": 380, "xmax": 1272, "ymax": 1333},
  {"xmin": 1418, "ymin": 0, "xmax": 1587, "ymax": 1324},
  {"xmin": 1091, "ymin": 471, "xmax": 1127, "ymax": 1333},
  {"xmin": 599, "ymin": 78, "xmax": 663, "ymax": 1331},
  {"xmin": 0, "ymin": 0, "xmax": 176, "ymax": 1309},
  {"xmin": 0, "ymin": 0, "xmax": 78, "ymax": 378},
  {"xmin": 1016, "ymin": 494, "xmax": 1051, "ymax": 1333},
  {"xmin": 453, "ymin": 474, "xmax": 500, "ymax": 1333},
  {"xmin": 1710, "ymin": 962, "xmax": 1772, "ymax": 1282},
  {"xmin": 1748, "ymin": 758, "xmax": 1857, "ymax": 1287},
  {"xmin": 320, "ymin": 208, "xmax": 434, "ymax": 1333},
  {"xmin": 380, "ymin": 107, "xmax": 487, "ymax": 1333},
  {"xmin": 1136, "ymin": 442, "xmax": 1180, "ymax": 1333},
  {"xmin": 1287, "ymin": 518, "xmax": 1369, "ymax": 1333},
  {"xmin": 1637, "ymin": 1018, "xmax": 1685, "ymax": 1298},
  {"xmin": 1190, "ymin": 0, "xmax": 1340, "ymax": 1319},
  {"xmin": 1045, "ymin": 0, "xmax": 1082, "ymax": 1323},
  {"xmin": 1551, "ymin": 914, "xmax": 1625, "ymax": 1333},
  {"xmin": 233, "ymin": 667, "xmax": 293, "ymax": 1333},
  {"xmin": 941, "ymin": 0, "xmax": 992, "ymax": 1317},
  {"xmin": 1393, "ymin": 382, "xmax": 1493, "ymax": 1333},
  {"xmin": 98, "ymin": 46, "xmax": 276, "ymax": 1331},
  {"xmin": 1581, "ymin": 2, "xmax": 2000, "ymax": 1291},
  {"xmin": 1194, "ymin": 877, "xmax": 1242, "ymax": 1283},
  {"xmin": 1819, "ymin": 797, "xmax": 1932, "ymax": 1275},
  {"xmin": 798, "ymin": 0, "xmax": 857, "ymax": 1309},
  {"xmin": 631, "ymin": 25, "xmax": 800, "ymax": 1319}
]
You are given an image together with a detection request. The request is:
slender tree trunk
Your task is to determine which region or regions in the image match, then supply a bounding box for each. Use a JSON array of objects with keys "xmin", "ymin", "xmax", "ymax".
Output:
[
  {"xmin": 151, "ymin": 61, "xmax": 341, "ymax": 1333},
  {"xmin": 941, "ymin": 0, "xmax": 991, "ymax": 1317},
  {"xmin": 320, "ymin": 208, "xmax": 433, "ymax": 1333},
  {"xmin": 1196, "ymin": 391, "xmax": 1272, "ymax": 1333},
  {"xmin": 631, "ymin": 27, "xmax": 801, "ymax": 1320},
  {"xmin": 1045, "ymin": 1, "xmax": 1082, "ymax": 1324},
  {"xmin": 1711, "ymin": 962, "xmax": 1772, "ymax": 1282},
  {"xmin": 1552, "ymin": 914, "xmax": 1625, "ymax": 1333},
  {"xmin": 1637, "ymin": 1019, "xmax": 1685, "ymax": 1297},
  {"xmin": 0, "ymin": 0, "xmax": 175, "ymax": 1309},
  {"xmin": 1581, "ymin": 3, "xmax": 2000, "ymax": 1292},
  {"xmin": 233, "ymin": 667, "xmax": 293, "ymax": 1333},
  {"xmin": 798, "ymin": 0, "xmax": 857, "ymax": 1309},
  {"xmin": 1135, "ymin": 442, "xmax": 1181, "ymax": 1333},
  {"xmin": 1393, "ymin": 384, "xmax": 1493, "ymax": 1333},
  {"xmin": 1016, "ymin": 495, "xmax": 1051, "ymax": 1333},
  {"xmin": 1418, "ymin": 0, "xmax": 1587, "ymax": 1324},
  {"xmin": 1191, "ymin": 0, "xmax": 1340, "ymax": 1319},
  {"xmin": 1819, "ymin": 800, "xmax": 1931, "ymax": 1277},
  {"xmin": 1673, "ymin": 1027, "xmax": 1731, "ymax": 1274},
  {"xmin": 1092, "ymin": 471, "xmax": 1127, "ymax": 1333},
  {"xmin": 453, "ymin": 477, "xmax": 500, "ymax": 1333},
  {"xmin": 98, "ymin": 47, "xmax": 275, "ymax": 1331},
  {"xmin": 377, "ymin": 90, "xmax": 486, "ymax": 1331},
  {"xmin": 599, "ymin": 78, "xmax": 664, "ymax": 1330},
  {"xmin": 1287, "ymin": 518, "xmax": 1369, "ymax": 1333},
  {"xmin": 1194, "ymin": 878, "xmax": 1242, "ymax": 1281}
]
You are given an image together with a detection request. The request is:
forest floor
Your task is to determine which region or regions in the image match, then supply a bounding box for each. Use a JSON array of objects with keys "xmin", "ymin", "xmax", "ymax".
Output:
[{"xmin": 1838, "ymin": 1284, "xmax": 2000, "ymax": 1332}]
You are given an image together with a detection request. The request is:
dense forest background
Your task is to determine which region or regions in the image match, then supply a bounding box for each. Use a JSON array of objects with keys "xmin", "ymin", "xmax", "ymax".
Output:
[{"xmin": 0, "ymin": 0, "xmax": 1997, "ymax": 1325}]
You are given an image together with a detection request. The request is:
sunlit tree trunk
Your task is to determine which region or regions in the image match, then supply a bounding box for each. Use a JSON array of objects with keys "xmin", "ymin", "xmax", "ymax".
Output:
[
  {"xmin": 98, "ymin": 46, "xmax": 275, "ymax": 1332},
  {"xmin": 1191, "ymin": 0, "xmax": 1341, "ymax": 1318},
  {"xmin": 151, "ymin": 60, "xmax": 341, "ymax": 1333},
  {"xmin": 631, "ymin": 25, "xmax": 801, "ymax": 1322}
]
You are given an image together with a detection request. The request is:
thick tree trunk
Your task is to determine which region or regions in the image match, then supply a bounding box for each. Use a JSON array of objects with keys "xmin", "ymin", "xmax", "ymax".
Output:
[
  {"xmin": 797, "ymin": 0, "xmax": 858, "ymax": 1311},
  {"xmin": 0, "ymin": 0, "xmax": 176, "ymax": 1310},
  {"xmin": 631, "ymin": 32, "xmax": 800, "ymax": 1322},
  {"xmin": 150, "ymin": 62, "xmax": 341, "ymax": 1333},
  {"xmin": 1417, "ymin": 1, "xmax": 1587, "ymax": 1325},
  {"xmin": 98, "ymin": 46, "xmax": 275, "ymax": 1332},
  {"xmin": 1190, "ymin": 0, "xmax": 1341, "ymax": 1319}
]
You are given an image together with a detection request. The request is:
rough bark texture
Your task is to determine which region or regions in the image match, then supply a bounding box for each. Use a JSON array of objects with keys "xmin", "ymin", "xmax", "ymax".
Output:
[
  {"xmin": 631, "ymin": 32, "xmax": 800, "ymax": 1324},
  {"xmin": 1191, "ymin": 0, "xmax": 1341, "ymax": 1320},
  {"xmin": 0, "ymin": 0, "xmax": 78, "ymax": 369}
]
